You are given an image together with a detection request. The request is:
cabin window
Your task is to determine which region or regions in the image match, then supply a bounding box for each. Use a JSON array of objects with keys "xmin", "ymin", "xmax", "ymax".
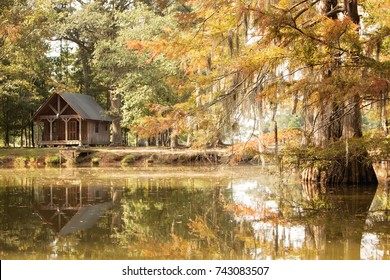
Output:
[{"xmin": 95, "ymin": 121, "xmax": 99, "ymax": 133}]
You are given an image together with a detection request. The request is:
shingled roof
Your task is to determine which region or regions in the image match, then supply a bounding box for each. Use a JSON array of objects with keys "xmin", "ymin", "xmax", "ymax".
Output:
[{"xmin": 33, "ymin": 92, "xmax": 112, "ymax": 121}]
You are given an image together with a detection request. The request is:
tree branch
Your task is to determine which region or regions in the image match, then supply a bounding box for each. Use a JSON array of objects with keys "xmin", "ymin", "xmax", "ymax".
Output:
[{"xmin": 293, "ymin": 0, "xmax": 321, "ymax": 22}]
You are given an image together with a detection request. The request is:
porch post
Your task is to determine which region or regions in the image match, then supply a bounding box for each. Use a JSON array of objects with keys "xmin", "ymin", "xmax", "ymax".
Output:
[
  {"xmin": 65, "ymin": 121, "xmax": 68, "ymax": 141},
  {"xmin": 61, "ymin": 117, "xmax": 70, "ymax": 141},
  {"xmin": 49, "ymin": 121, "xmax": 53, "ymax": 141},
  {"xmin": 78, "ymin": 118, "xmax": 82, "ymax": 146},
  {"xmin": 47, "ymin": 118, "xmax": 55, "ymax": 142}
]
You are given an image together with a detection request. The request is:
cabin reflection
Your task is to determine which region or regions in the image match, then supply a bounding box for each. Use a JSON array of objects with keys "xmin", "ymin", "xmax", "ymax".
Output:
[{"xmin": 32, "ymin": 181, "xmax": 122, "ymax": 235}]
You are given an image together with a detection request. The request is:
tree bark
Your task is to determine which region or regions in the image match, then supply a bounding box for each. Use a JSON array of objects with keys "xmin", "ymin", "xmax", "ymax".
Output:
[
  {"xmin": 80, "ymin": 48, "xmax": 91, "ymax": 95},
  {"xmin": 31, "ymin": 120, "xmax": 35, "ymax": 148},
  {"xmin": 381, "ymin": 91, "xmax": 389, "ymax": 135},
  {"xmin": 258, "ymin": 97, "xmax": 266, "ymax": 166},
  {"xmin": 302, "ymin": 0, "xmax": 378, "ymax": 186},
  {"xmin": 110, "ymin": 90, "xmax": 122, "ymax": 146},
  {"xmin": 4, "ymin": 121, "xmax": 10, "ymax": 147},
  {"xmin": 344, "ymin": 0, "xmax": 360, "ymax": 24}
]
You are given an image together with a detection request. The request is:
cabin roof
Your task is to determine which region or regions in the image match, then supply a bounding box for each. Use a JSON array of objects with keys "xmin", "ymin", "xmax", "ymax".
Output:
[
  {"xmin": 33, "ymin": 92, "xmax": 112, "ymax": 121},
  {"xmin": 60, "ymin": 93, "xmax": 111, "ymax": 121}
]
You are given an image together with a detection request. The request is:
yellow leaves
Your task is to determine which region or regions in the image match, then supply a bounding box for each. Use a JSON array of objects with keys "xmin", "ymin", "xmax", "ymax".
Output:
[
  {"xmin": 320, "ymin": 17, "xmax": 347, "ymax": 43},
  {"xmin": 0, "ymin": 7, "xmax": 22, "ymax": 43},
  {"xmin": 229, "ymin": 139, "xmax": 260, "ymax": 163},
  {"xmin": 126, "ymin": 40, "xmax": 145, "ymax": 53},
  {"xmin": 132, "ymin": 115, "xmax": 171, "ymax": 139},
  {"xmin": 166, "ymin": 76, "xmax": 192, "ymax": 93},
  {"xmin": 361, "ymin": 0, "xmax": 390, "ymax": 27},
  {"xmin": 317, "ymin": 16, "xmax": 361, "ymax": 51},
  {"xmin": 280, "ymin": 0, "xmax": 292, "ymax": 8},
  {"xmin": 0, "ymin": 24, "xmax": 21, "ymax": 42},
  {"xmin": 236, "ymin": 45, "xmax": 287, "ymax": 74},
  {"xmin": 174, "ymin": 11, "xmax": 198, "ymax": 27},
  {"xmin": 257, "ymin": 83, "xmax": 280, "ymax": 99},
  {"xmin": 360, "ymin": 76, "xmax": 389, "ymax": 97},
  {"xmin": 132, "ymin": 103, "xmax": 189, "ymax": 139}
]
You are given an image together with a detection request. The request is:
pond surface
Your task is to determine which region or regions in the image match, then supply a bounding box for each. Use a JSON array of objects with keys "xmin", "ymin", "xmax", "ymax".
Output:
[{"xmin": 0, "ymin": 166, "xmax": 389, "ymax": 260}]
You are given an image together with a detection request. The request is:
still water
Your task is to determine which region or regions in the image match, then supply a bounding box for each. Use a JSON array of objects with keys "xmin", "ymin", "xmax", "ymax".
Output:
[{"xmin": 0, "ymin": 166, "xmax": 388, "ymax": 260}]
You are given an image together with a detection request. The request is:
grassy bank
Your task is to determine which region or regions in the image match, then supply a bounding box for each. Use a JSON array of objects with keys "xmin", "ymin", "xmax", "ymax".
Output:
[
  {"xmin": 0, "ymin": 147, "xmax": 230, "ymax": 168},
  {"xmin": 0, "ymin": 148, "xmax": 60, "ymax": 168}
]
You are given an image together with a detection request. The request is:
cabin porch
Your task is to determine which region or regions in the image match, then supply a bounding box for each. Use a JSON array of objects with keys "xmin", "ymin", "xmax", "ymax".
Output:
[{"xmin": 35, "ymin": 116, "xmax": 87, "ymax": 147}]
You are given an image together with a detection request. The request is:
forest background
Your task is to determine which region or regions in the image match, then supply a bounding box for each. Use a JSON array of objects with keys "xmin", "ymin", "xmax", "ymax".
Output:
[{"xmin": 0, "ymin": 0, "xmax": 389, "ymax": 184}]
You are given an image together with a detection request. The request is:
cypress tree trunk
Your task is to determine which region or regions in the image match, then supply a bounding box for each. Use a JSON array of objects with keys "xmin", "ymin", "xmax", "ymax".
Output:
[
  {"xmin": 302, "ymin": 0, "xmax": 378, "ymax": 186},
  {"xmin": 381, "ymin": 91, "xmax": 389, "ymax": 135},
  {"xmin": 258, "ymin": 96, "xmax": 266, "ymax": 166}
]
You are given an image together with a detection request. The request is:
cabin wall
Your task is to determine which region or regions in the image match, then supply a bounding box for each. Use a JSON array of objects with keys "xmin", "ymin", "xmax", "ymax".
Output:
[
  {"xmin": 86, "ymin": 120, "xmax": 110, "ymax": 145},
  {"xmin": 81, "ymin": 120, "xmax": 88, "ymax": 144}
]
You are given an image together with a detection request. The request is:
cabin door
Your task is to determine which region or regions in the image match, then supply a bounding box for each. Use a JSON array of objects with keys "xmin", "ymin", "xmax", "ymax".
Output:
[{"xmin": 68, "ymin": 121, "xmax": 78, "ymax": 140}]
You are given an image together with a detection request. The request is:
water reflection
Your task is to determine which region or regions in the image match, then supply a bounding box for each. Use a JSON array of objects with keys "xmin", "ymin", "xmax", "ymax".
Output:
[
  {"xmin": 361, "ymin": 183, "xmax": 390, "ymax": 260},
  {"xmin": 0, "ymin": 168, "xmax": 388, "ymax": 260},
  {"xmin": 229, "ymin": 179, "xmax": 377, "ymax": 259},
  {"xmin": 33, "ymin": 182, "xmax": 113, "ymax": 235}
]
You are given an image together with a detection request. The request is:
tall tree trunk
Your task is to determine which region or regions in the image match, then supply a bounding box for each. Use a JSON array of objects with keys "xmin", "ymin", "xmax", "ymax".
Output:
[
  {"xmin": 340, "ymin": 0, "xmax": 376, "ymax": 185},
  {"xmin": 20, "ymin": 127, "xmax": 24, "ymax": 148},
  {"xmin": 302, "ymin": 0, "xmax": 378, "ymax": 185},
  {"xmin": 80, "ymin": 48, "xmax": 91, "ymax": 95},
  {"xmin": 258, "ymin": 97, "xmax": 266, "ymax": 167},
  {"xmin": 322, "ymin": 0, "xmax": 339, "ymax": 19},
  {"xmin": 271, "ymin": 102, "xmax": 279, "ymax": 166},
  {"xmin": 31, "ymin": 120, "xmax": 35, "ymax": 148},
  {"xmin": 4, "ymin": 119, "xmax": 10, "ymax": 147},
  {"xmin": 381, "ymin": 91, "xmax": 389, "ymax": 135},
  {"xmin": 110, "ymin": 90, "xmax": 122, "ymax": 146},
  {"xmin": 344, "ymin": 0, "xmax": 360, "ymax": 24}
]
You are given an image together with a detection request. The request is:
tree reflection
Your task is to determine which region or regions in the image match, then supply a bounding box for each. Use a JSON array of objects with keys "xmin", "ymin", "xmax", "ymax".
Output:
[
  {"xmin": 0, "ymin": 183, "xmax": 53, "ymax": 259},
  {"xmin": 226, "ymin": 179, "xmax": 377, "ymax": 259},
  {"xmin": 0, "ymin": 168, "xmax": 387, "ymax": 260},
  {"xmin": 361, "ymin": 182, "xmax": 390, "ymax": 260},
  {"xmin": 112, "ymin": 177, "xmax": 245, "ymax": 259}
]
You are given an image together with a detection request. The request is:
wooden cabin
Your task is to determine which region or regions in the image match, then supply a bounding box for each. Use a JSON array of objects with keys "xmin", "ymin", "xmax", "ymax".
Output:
[{"xmin": 32, "ymin": 92, "xmax": 112, "ymax": 146}]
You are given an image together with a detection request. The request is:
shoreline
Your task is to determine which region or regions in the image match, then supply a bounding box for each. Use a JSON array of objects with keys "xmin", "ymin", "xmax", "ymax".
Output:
[
  {"xmin": 0, "ymin": 146, "xmax": 232, "ymax": 168},
  {"xmin": 0, "ymin": 147, "xmax": 388, "ymax": 184}
]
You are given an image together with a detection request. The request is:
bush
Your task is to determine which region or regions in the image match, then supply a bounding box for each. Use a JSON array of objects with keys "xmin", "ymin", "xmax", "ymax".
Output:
[
  {"xmin": 91, "ymin": 157, "xmax": 100, "ymax": 165},
  {"xmin": 121, "ymin": 154, "xmax": 136, "ymax": 165},
  {"xmin": 14, "ymin": 157, "xmax": 28, "ymax": 167},
  {"xmin": 0, "ymin": 156, "xmax": 13, "ymax": 167},
  {"xmin": 45, "ymin": 155, "xmax": 61, "ymax": 166}
]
